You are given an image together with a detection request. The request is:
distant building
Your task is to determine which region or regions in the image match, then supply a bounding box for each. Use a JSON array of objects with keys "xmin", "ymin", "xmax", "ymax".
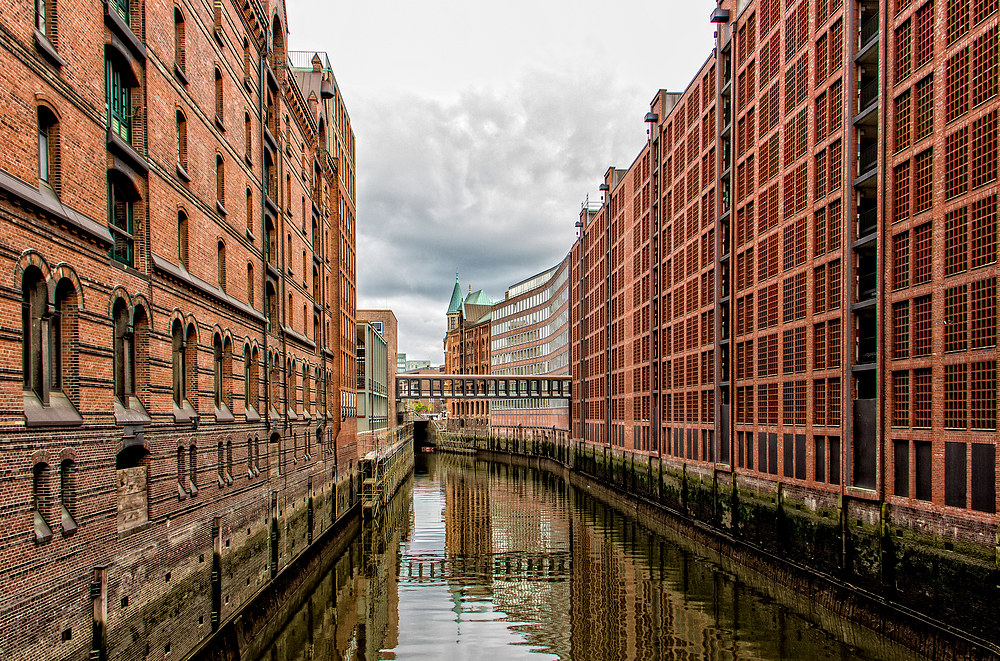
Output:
[
  {"xmin": 357, "ymin": 321, "xmax": 389, "ymax": 433},
  {"xmin": 444, "ymin": 277, "xmax": 493, "ymax": 428},
  {"xmin": 397, "ymin": 353, "xmax": 407, "ymax": 373},
  {"xmin": 358, "ymin": 310, "xmax": 399, "ymax": 426},
  {"xmin": 490, "ymin": 257, "xmax": 571, "ymax": 430},
  {"xmin": 405, "ymin": 359, "xmax": 432, "ymax": 371}
]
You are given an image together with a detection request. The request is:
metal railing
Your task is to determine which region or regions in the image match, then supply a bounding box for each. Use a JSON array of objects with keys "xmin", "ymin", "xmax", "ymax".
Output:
[
  {"xmin": 859, "ymin": 142, "xmax": 878, "ymax": 175},
  {"xmin": 859, "ymin": 78, "xmax": 879, "ymax": 112},
  {"xmin": 858, "ymin": 207, "xmax": 877, "ymax": 237},
  {"xmin": 860, "ymin": 15, "xmax": 879, "ymax": 48}
]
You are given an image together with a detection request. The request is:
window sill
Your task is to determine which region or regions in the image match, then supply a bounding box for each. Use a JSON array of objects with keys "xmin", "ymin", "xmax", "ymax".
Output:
[
  {"xmin": 107, "ymin": 128, "xmax": 149, "ymax": 175},
  {"xmin": 245, "ymin": 404, "xmax": 261, "ymax": 422},
  {"xmin": 215, "ymin": 403, "xmax": 234, "ymax": 423},
  {"xmin": 114, "ymin": 395, "xmax": 151, "ymax": 425},
  {"xmin": 216, "ymin": 200, "xmax": 228, "ymax": 216},
  {"xmin": 215, "ymin": 115, "xmax": 226, "ymax": 132},
  {"xmin": 24, "ymin": 390, "xmax": 82, "ymax": 427},
  {"xmin": 0, "ymin": 170, "xmax": 111, "ymax": 246},
  {"xmin": 33, "ymin": 29, "xmax": 65, "ymax": 68},
  {"xmin": 173, "ymin": 63, "xmax": 189, "ymax": 86},
  {"xmin": 173, "ymin": 399, "xmax": 198, "ymax": 426},
  {"xmin": 103, "ymin": 0, "xmax": 145, "ymax": 61},
  {"xmin": 176, "ymin": 162, "xmax": 191, "ymax": 182},
  {"xmin": 245, "ymin": 152, "xmax": 253, "ymax": 168}
]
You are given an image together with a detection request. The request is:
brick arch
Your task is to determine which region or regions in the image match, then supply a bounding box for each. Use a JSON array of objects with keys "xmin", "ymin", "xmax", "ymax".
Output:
[
  {"xmin": 59, "ymin": 448, "xmax": 77, "ymax": 463},
  {"xmin": 33, "ymin": 93, "xmax": 62, "ymax": 120},
  {"xmin": 108, "ymin": 286, "xmax": 132, "ymax": 317},
  {"xmin": 131, "ymin": 294, "xmax": 152, "ymax": 326},
  {"xmin": 13, "ymin": 250, "xmax": 52, "ymax": 293},
  {"xmin": 30, "ymin": 449, "xmax": 52, "ymax": 466},
  {"xmin": 183, "ymin": 314, "xmax": 200, "ymax": 346},
  {"xmin": 166, "ymin": 309, "xmax": 186, "ymax": 335}
]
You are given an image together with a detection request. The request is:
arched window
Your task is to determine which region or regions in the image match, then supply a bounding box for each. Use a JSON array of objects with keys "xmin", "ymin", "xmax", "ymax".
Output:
[
  {"xmin": 264, "ymin": 150, "xmax": 276, "ymax": 201},
  {"xmin": 214, "ymin": 67, "xmax": 224, "ymax": 122},
  {"xmin": 246, "ymin": 437, "xmax": 254, "ymax": 477},
  {"xmin": 247, "ymin": 262, "xmax": 255, "ymax": 307},
  {"xmin": 176, "ymin": 110, "xmax": 187, "ymax": 171},
  {"xmin": 271, "ymin": 16, "xmax": 285, "ymax": 67},
  {"xmin": 188, "ymin": 445, "xmax": 198, "ymax": 494},
  {"xmin": 302, "ymin": 364, "xmax": 310, "ymax": 413},
  {"xmin": 288, "ymin": 358, "xmax": 297, "ymax": 413},
  {"xmin": 177, "ymin": 210, "xmax": 188, "ymax": 269},
  {"xmin": 176, "ymin": 446, "xmax": 186, "ymax": 497},
  {"xmin": 242, "ymin": 38, "xmax": 251, "ymax": 80},
  {"xmin": 60, "ymin": 459, "xmax": 76, "ymax": 532},
  {"xmin": 246, "ymin": 188, "xmax": 253, "ymax": 232},
  {"xmin": 108, "ymin": 172, "xmax": 136, "ymax": 266},
  {"xmin": 244, "ymin": 112, "xmax": 252, "ymax": 160},
  {"xmin": 112, "ymin": 299, "xmax": 131, "ymax": 403},
  {"xmin": 226, "ymin": 440, "xmax": 234, "ymax": 482},
  {"xmin": 33, "ymin": 463, "xmax": 53, "ymax": 542},
  {"xmin": 184, "ymin": 324, "xmax": 197, "ymax": 408},
  {"xmin": 22, "ymin": 267, "xmax": 46, "ymax": 401},
  {"xmin": 249, "ymin": 346, "xmax": 260, "ymax": 411},
  {"xmin": 171, "ymin": 320, "xmax": 185, "ymax": 406},
  {"xmin": 132, "ymin": 305, "xmax": 149, "ymax": 406},
  {"xmin": 216, "ymin": 155, "xmax": 225, "ymax": 207},
  {"xmin": 217, "ymin": 240, "xmax": 226, "ymax": 291},
  {"xmin": 216, "ymin": 441, "xmax": 224, "ymax": 483},
  {"xmin": 244, "ymin": 343, "xmax": 254, "ymax": 410},
  {"xmin": 213, "ymin": 334, "xmax": 223, "ymax": 408},
  {"xmin": 174, "ymin": 9, "xmax": 186, "ymax": 74},
  {"xmin": 38, "ymin": 106, "xmax": 60, "ymax": 194}
]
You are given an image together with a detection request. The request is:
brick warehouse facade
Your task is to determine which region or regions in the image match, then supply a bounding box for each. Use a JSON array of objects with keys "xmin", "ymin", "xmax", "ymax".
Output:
[
  {"xmin": 0, "ymin": 0, "xmax": 358, "ymax": 658},
  {"xmin": 571, "ymin": 0, "xmax": 1000, "ymax": 643}
]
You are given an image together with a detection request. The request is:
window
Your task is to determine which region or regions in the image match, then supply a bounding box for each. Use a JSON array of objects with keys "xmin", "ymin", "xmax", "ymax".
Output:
[
  {"xmin": 247, "ymin": 262, "xmax": 255, "ymax": 307},
  {"xmin": 171, "ymin": 320, "xmax": 185, "ymax": 406},
  {"xmin": 108, "ymin": 175, "xmax": 135, "ymax": 267},
  {"xmin": 22, "ymin": 267, "xmax": 46, "ymax": 401},
  {"xmin": 188, "ymin": 445, "xmax": 198, "ymax": 494},
  {"xmin": 214, "ymin": 67, "xmax": 224, "ymax": 122},
  {"xmin": 38, "ymin": 106, "xmax": 59, "ymax": 193},
  {"xmin": 216, "ymin": 155, "xmax": 225, "ymax": 208},
  {"xmin": 112, "ymin": 300, "xmax": 133, "ymax": 403},
  {"xmin": 105, "ymin": 55, "xmax": 132, "ymax": 142},
  {"xmin": 174, "ymin": 9, "xmax": 185, "ymax": 73},
  {"xmin": 37, "ymin": 0, "xmax": 57, "ymax": 43},
  {"xmin": 244, "ymin": 112, "xmax": 252, "ymax": 160},
  {"xmin": 176, "ymin": 110, "xmax": 187, "ymax": 171},
  {"xmin": 177, "ymin": 210, "xmax": 188, "ymax": 269},
  {"xmin": 33, "ymin": 463, "xmax": 52, "ymax": 541},
  {"xmin": 60, "ymin": 459, "xmax": 76, "ymax": 532},
  {"xmin": 217, "ymin": 240, "xmax": 226, "ymax": 291}
]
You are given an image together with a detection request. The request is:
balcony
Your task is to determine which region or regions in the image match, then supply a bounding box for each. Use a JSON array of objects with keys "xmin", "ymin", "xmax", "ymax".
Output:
[
  {"xmin": 856, "ymin": 313, "xmax": 878, "ymax": 365},
  {"xmin": 857, "ymin": 203, "xmax": 877, "ymax": 239},
  {"xmin": 855, "ymin": 78, "xmax": 879, "ymax": 126},
  {"xmin": 855, "ymin": 141, "xmax": 878, "ymax": 187},
  {"xmin": 857, "ymin": 255, "xmax": 878, "ymax": 302},
  {"xmin": 857, "ymin": 15, "xmax": 879, "ymax": 63}
]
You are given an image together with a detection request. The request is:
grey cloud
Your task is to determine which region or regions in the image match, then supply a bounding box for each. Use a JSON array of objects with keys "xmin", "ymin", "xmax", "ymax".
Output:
[{"xmin": 355, "ymin": 68, "xmax": 655, "ymax": 362}]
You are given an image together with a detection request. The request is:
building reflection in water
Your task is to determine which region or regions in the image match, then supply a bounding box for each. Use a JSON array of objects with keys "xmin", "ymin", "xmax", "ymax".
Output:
[{"xmin": 250, "ymin": 454, "xmax": 925, "ymax": 661}]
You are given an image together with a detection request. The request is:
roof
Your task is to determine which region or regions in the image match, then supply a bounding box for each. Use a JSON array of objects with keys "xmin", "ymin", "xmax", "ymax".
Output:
[{"xmin": 447, "ymin": 277, "xmax": 463, "ymax": 314}]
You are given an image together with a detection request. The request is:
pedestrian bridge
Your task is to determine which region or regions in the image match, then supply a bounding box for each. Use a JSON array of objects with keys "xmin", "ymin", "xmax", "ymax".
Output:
[{"xmin": 395, "ymin": 374, "xmax": 571, "ymax": 400}]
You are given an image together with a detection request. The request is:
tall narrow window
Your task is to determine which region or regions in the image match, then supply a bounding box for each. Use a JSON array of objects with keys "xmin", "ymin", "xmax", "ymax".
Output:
[
  {"xmin": 33, "ymin": 463, "xmax": 52, "ymax": 541},
  {"xmin": 22, "ymin": 267, "xmax": 46, "ymax": 401},
  {"xmin": 177, "ymin": 210, "xmax": 188, "ymax": 269},
  {"xmin": 176, "ymin": 110, "xmax": 187, "ymax": 171},
  {"xmin": 244, "ymin": 344, "xmax": 254, "ymax": 410},
  {"xmin": 174, "ymin": 9, "xmax": 185, "ymax": 74},
  {"xmin": 214, "ymin": 67, "xmax": 224, "ymax": 122},
  {"xmin": 171, "ymin": 320, "xmax": 185, "ymax": 406},
  {"xmin": 243, "ymin": 38, "xmax": 251, "ymax": 80},
  {"xmin": 216, "ymin": 155, "xmax": 225, "ymax": 207},
  {"xmin": 246, "ymin": 188, "xmax": 253, "ymax": 232},
  {"xmin": 188, "ymin": 445, "xmax": 198, "ymax": 494},
  {"xmin": 247, "ymin": 262, "xmax": 255, "ymax": 307},
  {"xmin": 112, "ymin": 300, "xmax": 133, "ymax": 403},
  {"xmin": 60, "ymin": 459, "xmax": 76, "ymax": 532},
  {"xmin": 217, "ymin": 240, "xmax": 226, "ymax": 291},
  {"xmin": 213, "ymin": 334, "xmax": 223, "ymax": 408},
  {"xmin": 112, "ymin": 0, "xmax": 128, "ymax": 23},
  {"xmin": 244, "ymin": 112, "xmax": 252, "ymax": 160},
  {"xmin": 38, "ymin": 107, "xmax": 59, "ymax": 193}
]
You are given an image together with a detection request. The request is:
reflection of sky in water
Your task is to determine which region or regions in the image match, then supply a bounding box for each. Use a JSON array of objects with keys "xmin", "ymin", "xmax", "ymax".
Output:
[{"xmin": 389, "ymin": 481, "xmax": 558, "ymax": 660}]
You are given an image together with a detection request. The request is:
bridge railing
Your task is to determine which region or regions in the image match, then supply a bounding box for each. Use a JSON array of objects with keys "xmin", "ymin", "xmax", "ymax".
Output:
[{"xmin": 395, "ymin": 375, "xmax": 571, "ymax": 400}]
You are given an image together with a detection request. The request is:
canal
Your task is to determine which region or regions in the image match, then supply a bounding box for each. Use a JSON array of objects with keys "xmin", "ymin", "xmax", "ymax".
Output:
[{"xmin": 247, "ymin": 452, "xmax": 926, "ymax": 660}]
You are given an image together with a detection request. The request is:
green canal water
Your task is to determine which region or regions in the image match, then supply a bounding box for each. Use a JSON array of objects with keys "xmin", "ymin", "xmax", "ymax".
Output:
[{"xmin": 249, "ymin": 453, "xmax": 926, "ymax": 660}]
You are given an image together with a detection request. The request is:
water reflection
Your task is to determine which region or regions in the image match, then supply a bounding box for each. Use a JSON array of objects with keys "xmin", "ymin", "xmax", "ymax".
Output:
[{"xmin": 252, "ymin": 454, "xmax": 926, "ymax": 660}]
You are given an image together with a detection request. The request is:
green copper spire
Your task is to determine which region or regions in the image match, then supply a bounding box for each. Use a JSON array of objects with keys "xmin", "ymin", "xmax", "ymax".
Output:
[{"xmin": 446, "ymin": 272, "xmax": 463, "ymax": 314}]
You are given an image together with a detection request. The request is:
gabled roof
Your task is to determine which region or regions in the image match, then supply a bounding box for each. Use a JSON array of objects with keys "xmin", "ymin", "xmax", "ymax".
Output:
[
  {"xmin": 464, "ymin": 289, "xmax": 491, "ymax": 306},
  {"xmin": 446, "ymin": 276, "xmax": 463, "ymax": 314}
]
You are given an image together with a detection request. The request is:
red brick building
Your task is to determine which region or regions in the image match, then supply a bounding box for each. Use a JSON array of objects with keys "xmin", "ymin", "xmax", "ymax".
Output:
[
  {"xmin": 444, "ymin": 278, "xmax": 492, "ymax": 428},
  {"xmin": 0, "ymin": 0, "xmax": 357, "ymax": 658},
  {"xmin": 571, "ymin": 0, "xmax": 999, "ymax": 623}
]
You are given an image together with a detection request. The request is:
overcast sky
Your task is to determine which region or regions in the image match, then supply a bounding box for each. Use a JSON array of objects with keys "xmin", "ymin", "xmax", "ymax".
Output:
[{"xmin": 285, "ymin": 0, "xmax": 716, "ymax": 364}]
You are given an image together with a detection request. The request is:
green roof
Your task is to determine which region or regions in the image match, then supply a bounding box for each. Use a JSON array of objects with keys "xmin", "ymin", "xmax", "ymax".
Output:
[
  {"xmin": 446, "ymin": 276, "xmax": 463, "ymax": 314},
  {"xmin": 464, "ymin": 289, "xmax": 491, "ymax": 306}
]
